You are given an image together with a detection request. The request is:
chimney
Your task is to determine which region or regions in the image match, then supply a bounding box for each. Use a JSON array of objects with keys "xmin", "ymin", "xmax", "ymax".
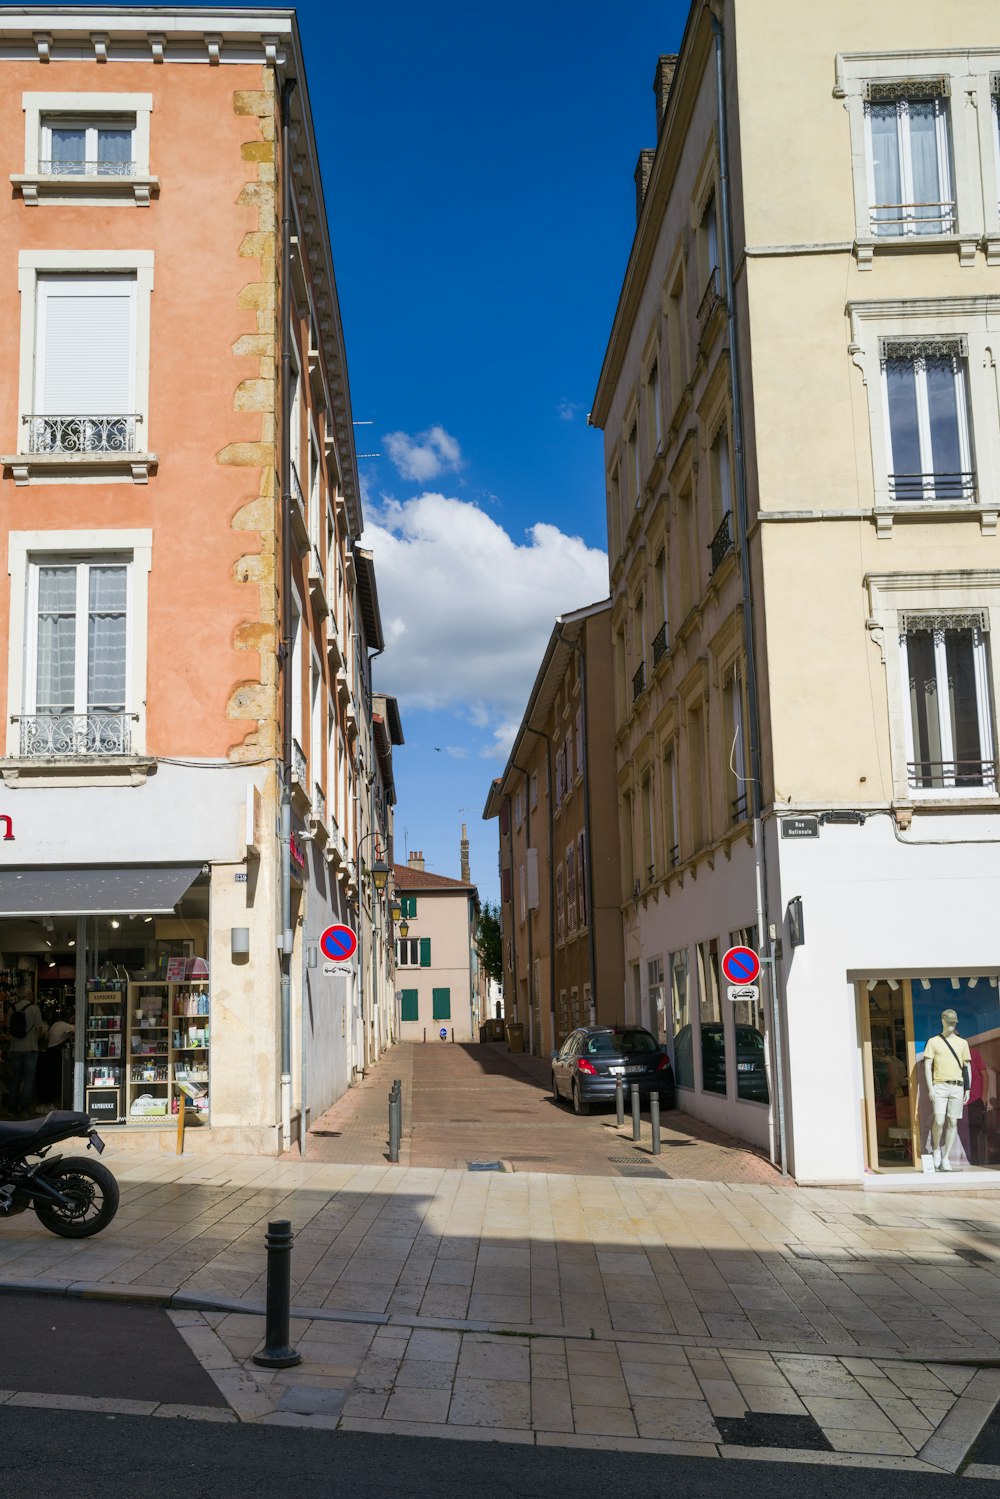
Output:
[
  {"xmin": 460, "ymin": 823, "xmax": 470, "ymax": 885},
  {"xmin": 653, "ymin": 54, "xmax": 677, "ymax": 138},
  {"xmin": 408, "ymin": 849, "xmax": 425, "ymax": 872},
  {"xmin": 634, "ymin": 148, "xmax": 655, "ymax": 221}
]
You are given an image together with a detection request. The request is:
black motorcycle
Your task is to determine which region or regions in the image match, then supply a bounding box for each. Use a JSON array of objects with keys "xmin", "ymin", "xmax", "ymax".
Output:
[{"xmin": 0, "ymin": 1111, "xmax": 119, "ymax": 1238}]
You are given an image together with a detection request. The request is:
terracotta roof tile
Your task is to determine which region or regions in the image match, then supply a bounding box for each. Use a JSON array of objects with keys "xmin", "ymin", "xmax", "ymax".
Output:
[{"xmin": 393, "ymin": 862, "xmax": 477, "ymax": 893}]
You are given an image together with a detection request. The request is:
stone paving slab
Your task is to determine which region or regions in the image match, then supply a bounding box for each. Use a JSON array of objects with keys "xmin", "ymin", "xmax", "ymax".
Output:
[{"xmin": 165, "ymin": 1307, "xmax": 1000, "ymax": 1472}]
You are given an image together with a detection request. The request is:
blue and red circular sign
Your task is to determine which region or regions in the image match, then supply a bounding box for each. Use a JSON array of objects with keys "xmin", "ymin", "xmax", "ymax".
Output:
[
  {"xmin": 721, "ymin": 945, "xmax": 761, "ymax": 985},
  {"xmin": 320, "ymin": 924, "xmax": 358, "ymax": 962}
]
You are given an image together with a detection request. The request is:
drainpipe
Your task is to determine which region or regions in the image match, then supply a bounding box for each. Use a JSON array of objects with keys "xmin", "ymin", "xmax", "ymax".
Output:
[
  {"xmin": 712, "ymin": 14, "xmax": 787, "ymax": 1174},
  {"xmin": 278, "ymin": 74, "xmax": 297, "ymax": 1155},
  {"xmin": 367, "ymin": 642, "xmax": 385, "ymax": 1062},
  {"xmin": 557, "ymin": 625, "xmax": 597, "ymax": 1023},
  {"xmin": 503, "ymin": 792, "xmax": 517, "ymax": 1025}
]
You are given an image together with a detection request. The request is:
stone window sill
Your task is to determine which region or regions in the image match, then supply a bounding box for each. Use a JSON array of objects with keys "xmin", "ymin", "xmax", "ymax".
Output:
[
  {"xmin": 11, "ymin": 172, "xmax": 159, "ymax": 207},
  {"xmin": 0, "ymin": 756, "xmax": 154, "ymax": 788},
  {"xmin": 872, "ymin": 501, "xmax": 998, "ymax": 539},
  {"xmin": 1, "ymin": 451, "xmax": 157, "ymax": 485}
]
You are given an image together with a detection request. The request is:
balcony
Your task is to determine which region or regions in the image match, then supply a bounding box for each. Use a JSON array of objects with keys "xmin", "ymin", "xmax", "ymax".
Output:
[
  {"xmin": 870, "ymin": 200, "xmax": 955, "ymax": 239},
  {"xmin": 668, "ymin": 843, "xmax": 680, "ymax": 870},
  {"xmin": 17, "ymin": 712, "xmax": 134, "ymax": 758},
  {"xmin": 889, "ymin": 470, "xmax": 976, "ymax": 503},
  {"xmin": 710, "ymin": 510, "xmax": 734, "ymax": 573},
  {"xmin": 697, "ymin": 266, "xmax": 725, "ymax": 345},
  {"xmin": 325, "ymin": 809, "xmax": 345, "ymax": 868},
  {"xmin": 12, "ymin": 159, "xmax": 158, "ymax": 207},
  {"xmin": 908, "ymin": 758, "xmax": 998, "ymax": 792},
  {"xmin": 289, "ymin": 462, "xmax": 309, "ymax": 554},
  {"xmin": 308, "ymin": 545, "xmax": 329, "ymax": 619},
  {"xmin": 631, "ymin": 662, "xmax": 646, "ymax": 703},
  {"xmin": 4, "ymin": 413, "xmax": 154, "ymax": 485},
  {"xmin": 290, "ymin": 736, "xmax": 310, "ymax": 813},
  {"xmin": 308, "ymin": 782, "xmax": 329, "ymax": 845},
  {"xmin": 326, "ymin": 611, "xmax": 343, "ymax": 670},
  {"xmin": 652, "ymin": 621, "xmax": 668, "ymax": 667}
]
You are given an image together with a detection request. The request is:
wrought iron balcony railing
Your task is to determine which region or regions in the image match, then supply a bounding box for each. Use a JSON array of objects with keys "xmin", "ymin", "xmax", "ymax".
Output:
[
  {"xmin": 697, "ymin": 266, "xmax": 724, "ymax": 339},
  {"xmin": 889, "ymin": 470, "xmax": 976, "ymax": 502},
  {"xmin": 908, "ymin": 758, "xmax": 998, "ymax": 791},
  {"xmin": 23, "ymin": 413, "xmax": 142, "ymax": 455},
  {"xmin": 291, "ymin": 737, "xmax": 307, "ymax": 787},
  {"xmin": 17, "ymin": 712, "xmax": 134, "ymax": 757},
  {"xmin": 668, "ymin": 843, "xmax": 680, "ymax": 869},
  {"xmin": 632, "ymin": 662, "xmax": 646, "ymax": 703},
  {"xmin": 39, "ymin": 159, "xmax": 136, "ymax": 177},
  {"xmin": 652, "ymin": 620, "xmax": 668, "ymax": 667},
  {"xmin": 312, "ymin": 783, "xmax": 326, "ymax": 823},
  {"xmin": 731, "ymin": 790, "xmax": 749, "ymax": 823},
  {"xmin": 710, "ymin": 510, "xmax": 734, "ymax": 572}
]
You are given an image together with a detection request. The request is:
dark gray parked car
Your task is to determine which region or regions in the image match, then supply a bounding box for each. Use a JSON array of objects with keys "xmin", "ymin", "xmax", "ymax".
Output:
[{"xmin": 551, "ymin": 1026, "xmax": 675, "ymax": 1115}]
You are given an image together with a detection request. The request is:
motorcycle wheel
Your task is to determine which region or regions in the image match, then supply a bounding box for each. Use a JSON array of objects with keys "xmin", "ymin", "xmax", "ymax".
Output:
[{"xmin": 33, "ymin": 1158, "xmax": 120, "ymax": 1239}]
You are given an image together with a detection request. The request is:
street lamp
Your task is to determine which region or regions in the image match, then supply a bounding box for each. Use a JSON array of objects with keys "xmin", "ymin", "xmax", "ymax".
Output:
[
  {"xmin": 390, "ymin": 899, "xmax": 402, "ymax": 925},
  {"xmin": 398, "ymin": 917, "xmax": 410, "ymax": 940},
  {"xmin": 370, "ymin": 858, "xmax": 389, "ymax": 893}
]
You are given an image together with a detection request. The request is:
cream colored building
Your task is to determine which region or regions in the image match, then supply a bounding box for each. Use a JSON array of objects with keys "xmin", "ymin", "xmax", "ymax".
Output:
[
  {"xmin": 593, "ymin": 1, "xmax": 1000, "ymax": 1183},
  {"xmin": 394, "ymin": 849, "xmax": 481, "ymax": 1044}
]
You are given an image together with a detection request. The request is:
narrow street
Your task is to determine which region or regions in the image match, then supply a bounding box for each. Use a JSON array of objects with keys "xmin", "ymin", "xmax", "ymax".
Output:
[{"xmin": 307, "ymin": 1040, "xmax": 781, "ymax": 1184}]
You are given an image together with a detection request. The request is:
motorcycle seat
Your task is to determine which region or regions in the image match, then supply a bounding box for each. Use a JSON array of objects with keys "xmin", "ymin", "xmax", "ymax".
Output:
[{"xmin": 0, "ymin": 1110, "xmax": 92, "ymax": 1150}]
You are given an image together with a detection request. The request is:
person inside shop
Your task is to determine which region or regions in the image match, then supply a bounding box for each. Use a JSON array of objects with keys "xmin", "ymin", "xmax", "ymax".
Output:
[
  {"xmin": 924, "ymin": 1008, "xmax": 971, "ymax": 1172},
  {"xmin": 37, "ymin": 1004, "xmax": 74, "ymax": 1110},
  {"xmin": 8, "ymin": 979, "xmax": 47, "ymax": 1118}
]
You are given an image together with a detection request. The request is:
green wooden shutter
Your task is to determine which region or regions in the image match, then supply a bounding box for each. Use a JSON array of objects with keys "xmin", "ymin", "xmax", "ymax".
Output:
[
  {"xmin": 419, "ymin": 936, "xmax": 432, "ymax": 967},
  {"xmin": 400, "ymin": 989, "xmax": 418, "ymax": 1022},
  {"xmin": 432, "ymin": 987, "xmax": 451, "ymax": 1020},
  {"xmin": 401, "ymin": 896, "xmax": 417, "ymax": 918}
]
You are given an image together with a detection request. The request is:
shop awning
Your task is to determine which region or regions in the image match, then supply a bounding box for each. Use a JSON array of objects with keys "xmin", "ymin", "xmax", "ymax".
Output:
[{"xmin": 0, "ymin": 866, "xmax": 202, "ymax": 917}]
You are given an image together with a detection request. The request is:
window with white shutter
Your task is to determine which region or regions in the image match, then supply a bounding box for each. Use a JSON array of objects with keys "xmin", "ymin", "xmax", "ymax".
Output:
[{"xmin": 31, "ymin": 275, "xmax": 137, "ymax": 456}]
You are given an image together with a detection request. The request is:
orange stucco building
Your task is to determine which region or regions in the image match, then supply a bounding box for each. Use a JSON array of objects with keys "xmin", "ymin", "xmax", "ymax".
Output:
[{"xmin": 0, "ymin": 11, "xmax": 400, "ymax": 1152}]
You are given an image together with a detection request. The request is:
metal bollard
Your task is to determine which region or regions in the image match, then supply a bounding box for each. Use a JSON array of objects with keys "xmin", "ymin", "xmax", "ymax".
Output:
[
  {"xmin": 631, "ymin": 1084, "xmax": 641, "ymax": 1141},
  {"xmin": 651, "ymin": 1092, "xmax": 661, "ymax": 1155},
  {"xmin": 252, "ymin": 1220, "xmax": 302, "ymax": 1368},
  {"xmin": 615, "ymin": 1074, "xmax": 624, "ymax": 1125},
  {"xmin": 388, "ymin": 1082, "xmax": 401, "ymax": 1163}
]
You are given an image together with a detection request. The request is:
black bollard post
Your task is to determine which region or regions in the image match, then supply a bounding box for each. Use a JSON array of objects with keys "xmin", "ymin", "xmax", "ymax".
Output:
[
  {"xmin": 616, "ymin": 1074, "xmax": 624, "ymax": 1126},
  {"xmin": 631, "ymin": 1084, "xmax": 641, "ymax": 1141},
  {"xmin": 252, "ymin": 1220, "xmax": 302, "ymax": 1368},
  {"xmin": 388, "ymin": 1082, "xmax": 401, "ymax": 1162},
  {"xmin": 651, "ymin": 1092, "xmax": 661, "ymax": 1155}
]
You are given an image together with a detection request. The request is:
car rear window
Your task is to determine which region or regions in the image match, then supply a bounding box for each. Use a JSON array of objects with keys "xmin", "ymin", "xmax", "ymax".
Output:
[{"xmin": 584, "ymin": 1030, "xmax": 659, "ymax": 1057}]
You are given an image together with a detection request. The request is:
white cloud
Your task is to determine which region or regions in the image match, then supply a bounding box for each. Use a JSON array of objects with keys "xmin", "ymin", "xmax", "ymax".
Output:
[
  {"xmin": 362, "ymin": 494, "xmax": 608, "ymax": 756},
  {"xmin": 556, "ymin": 398, "xmax": 581, "ymax": 423},
  {"xmin": 383, "ymin": 425, "xmax": 462, "ymax": 483}
]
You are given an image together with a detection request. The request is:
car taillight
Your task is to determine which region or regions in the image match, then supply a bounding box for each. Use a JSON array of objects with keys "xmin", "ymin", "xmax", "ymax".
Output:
[
  {"xmin": 656, "ymin": 1055, "xmax": 672, "ymax": 1072},
  {"xmin": 577, "ymin": 1058, "xmax": 597, "ymax": 1075}
]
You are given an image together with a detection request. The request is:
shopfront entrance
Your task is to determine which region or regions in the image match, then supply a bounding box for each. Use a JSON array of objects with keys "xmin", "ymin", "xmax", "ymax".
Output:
[
  {"xmin": 860, "ymin": 975, "xmax": 1000, "ymax": 1174},
  {"xmin": 0, "ymin": 868, "xmax": 211, "ymax": 1129}
]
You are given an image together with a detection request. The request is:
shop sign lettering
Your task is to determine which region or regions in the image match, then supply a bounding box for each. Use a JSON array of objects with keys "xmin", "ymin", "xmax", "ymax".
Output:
[{"xmin": 0, "ymin": 814, "xmax": 13, "ymax": 841}]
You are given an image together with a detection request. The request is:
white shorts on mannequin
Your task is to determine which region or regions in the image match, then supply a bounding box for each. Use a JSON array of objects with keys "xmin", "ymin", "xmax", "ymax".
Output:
[{"xmin": 932, "ymin": 1080, "xmax": 964, "ymax": 1124}]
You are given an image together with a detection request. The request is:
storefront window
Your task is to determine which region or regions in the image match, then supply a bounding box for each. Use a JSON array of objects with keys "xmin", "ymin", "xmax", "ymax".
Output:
[
  {"xmin": 912, "ymin": 976, "xmax": 1000, "ymax": 1170},
  {"xmin": 698, "ymin": 938, "xmax": 726, "ymax": 1094},
  {"xmin": 729, "ymin": 924, "xmax": 768, "ymax": 1104},
  {"xmin": 669, "ymin": 948, "xmax": 692, "ymax": 1088},
  {"xmin": 647, "ymin": 956, "xmax": 664, "ymax": 1042},
  {"xmin": 0, "ymin": 878, "xmax": 210, "ymax": 1127}
]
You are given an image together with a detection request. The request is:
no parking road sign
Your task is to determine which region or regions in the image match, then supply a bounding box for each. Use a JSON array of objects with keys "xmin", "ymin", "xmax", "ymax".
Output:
[
  {"xmin": 320, "ymin": 924, "xmax": 358, "ymax": 965},
  {"xmin": 721, "ymin": 945, "xmax": 761, "ymax": 986}
]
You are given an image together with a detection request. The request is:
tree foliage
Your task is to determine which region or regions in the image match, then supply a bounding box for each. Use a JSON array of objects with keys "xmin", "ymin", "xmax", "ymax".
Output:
[{"xmin": 476, "ymin": 901, "xmax": 503, "ymax": 986}]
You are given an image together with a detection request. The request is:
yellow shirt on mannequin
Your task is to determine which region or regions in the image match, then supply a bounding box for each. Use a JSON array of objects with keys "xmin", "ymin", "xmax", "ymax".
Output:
[{"xmin": 925, "ymin": 1033, "xmax": 971, "ymax": 1084}]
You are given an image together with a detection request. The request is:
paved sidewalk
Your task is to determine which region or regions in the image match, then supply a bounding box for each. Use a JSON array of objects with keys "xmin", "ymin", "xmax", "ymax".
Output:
[{"xmin": 6, "ymin": 1141, "xmax": 1000, "ymax": 1467}]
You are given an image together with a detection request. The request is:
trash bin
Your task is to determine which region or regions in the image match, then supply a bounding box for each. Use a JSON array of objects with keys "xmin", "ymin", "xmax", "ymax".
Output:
[{"xmin": 506, "ymin": 1022, "xmax": 525, "ymax": 1053}]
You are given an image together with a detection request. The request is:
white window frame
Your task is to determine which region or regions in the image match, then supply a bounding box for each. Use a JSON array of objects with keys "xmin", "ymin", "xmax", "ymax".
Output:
[
  {"xmin": 9, "ymin": 250, "xmax": 154, "ymax": 485},
  {"xmin": 847, "ymin": 298, "xmax": 1000, "ymax": 535},
  {"xmin": 866, "ymin": 570, "xmax": 1000, "ymax": 804},
  {"xmin": 900, "ymin": 617, "xmax": 994, "ymax": 795},
  {"xmin": 863, "ymin": 92, "xmax": 954, "ymax": 240},
  {"xmin": 16, "ymin": 92, "xmax": 155, "ymax": 207},
  {"xmin": 880, "ymin": 338, "xmax": 973, "ymax": 505},
  {"xmin": 396, "ymin": 937, "xmax": 420, "ymax": 967},
  {"xmin": 6, "ymin": 529, "xmax": 151, "ymax": 758},
  {"xmin": 836, "ymin": 50, "xmax": 1000, "ymax": 268},
  {"xmin": 25, "ymin": 557, "xmax": 132, "ymax": 715}
]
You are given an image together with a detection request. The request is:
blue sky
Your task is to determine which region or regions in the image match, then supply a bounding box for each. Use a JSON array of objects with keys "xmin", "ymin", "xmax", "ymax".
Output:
[{"xmin": 304, "ymin": 0, "xmax": 691, "ymax": 900}]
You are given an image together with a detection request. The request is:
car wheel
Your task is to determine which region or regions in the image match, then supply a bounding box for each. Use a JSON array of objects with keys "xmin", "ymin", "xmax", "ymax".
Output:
[{"xmin": 572, "ymin": 1080, "xmax": 590, "ymax": 1116}]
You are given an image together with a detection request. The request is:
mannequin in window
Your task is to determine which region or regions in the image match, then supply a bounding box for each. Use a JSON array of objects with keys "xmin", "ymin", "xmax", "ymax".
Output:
[{"xmin": 924, "ymin": 1009, "xmax": 971, "ymax": 1171}]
